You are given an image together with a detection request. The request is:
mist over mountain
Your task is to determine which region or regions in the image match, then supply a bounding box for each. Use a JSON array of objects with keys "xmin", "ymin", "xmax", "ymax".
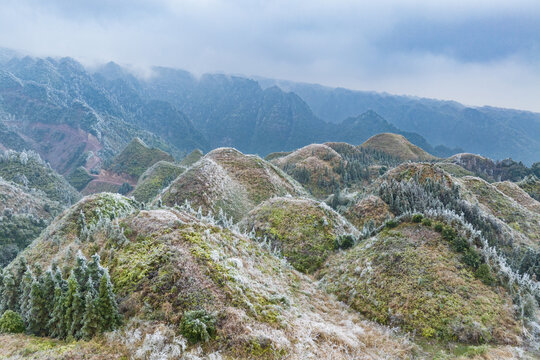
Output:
[{"xmin": 259, "ymin": 78, "xmax": 540, "ymax": 165}]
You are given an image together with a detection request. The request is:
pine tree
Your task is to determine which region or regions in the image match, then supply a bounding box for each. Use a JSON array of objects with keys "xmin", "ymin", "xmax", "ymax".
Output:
[
  {"xmin": 48, "ymin": 285, "xmax": 67, "ymax": 339},
  {"xmin": 69, "ymin": 279, "xmax": 86, "ymax": 339},
  {"xmin": 53, "ymin": 267, "xmax": 67, "ymax": 292},
  {"xmin": 87, "ymin": 254, "xmax": 104, "ymax": 293},
  {"xmin": 19, "ymin": 269, "xmax": 34, "ymax": 326},
  {"xmin": 1, "ymin": 271, "xmax": 18, "ymax": 313},
  {"xmin": 13, "ymin": 257, "xmax": 28, "ymax": 286},
  {"xmin": 63, "ymin": 273, "xmax": 78, "ymax": 339},
  {"xmin": 0, "ymin": 271, "xmax": 4, "ymax": 311},
  {"xmin": 96, "ymin": 269, "xmax": 120, "ymax": 332},
  {"xmin": 42, "ymin": 270, "xmax": 56, "ymax": 316},
  {"xmin": 28, "ymin": 278, "xmax": 48, "ymax": 336},
  {"xmin": 73, "ymin": 252, "xmax": 88, "ymax": 293},
  {"xmin": 80, "ymin": 281, "xmax": 99, "ymax": 340}
]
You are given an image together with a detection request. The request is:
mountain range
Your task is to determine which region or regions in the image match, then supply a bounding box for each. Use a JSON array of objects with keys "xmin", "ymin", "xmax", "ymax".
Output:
[
  {"xmin": 1, "ymin": 50, "xmax": 540, "ymax": 359},
  {"xmin": 8, "ymin": 51, "xmax": 539, "ymax": 182}
]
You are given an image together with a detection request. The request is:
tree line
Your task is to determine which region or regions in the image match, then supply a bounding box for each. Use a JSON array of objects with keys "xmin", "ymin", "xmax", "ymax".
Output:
[{"xmin": 0, "ymin": 252, "xmax": 120, "ymax": 339}]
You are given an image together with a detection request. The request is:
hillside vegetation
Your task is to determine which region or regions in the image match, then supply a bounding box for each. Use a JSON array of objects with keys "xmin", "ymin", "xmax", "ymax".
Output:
[
  {"xmin": 132, "ymin": 161, "xmax": 185, "ymax": 203},
  {"xmin": 361, "ymin": 133, "xmax": 437, "ymax": 161},
  {"xmin": 0, "ymin": 136, "xmax": 539, "ymax": 359},
  {"xmin": 108, "ymin": 138, "xmax": 175, "ymax": 179},
  {"xmin": 160, "ymin": 148, "xmax": 308, "ymax": 221}
]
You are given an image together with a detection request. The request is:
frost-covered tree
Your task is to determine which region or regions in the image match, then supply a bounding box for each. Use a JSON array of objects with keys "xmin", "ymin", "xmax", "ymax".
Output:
[
  {"xmin": 96, "ymin": 269, "xmax": 121, "ymax": 332},
  {"xmin": 18, "ymin": 269, "xmax": 34, "ymax": 325},
  {"xmin": 0, "ymin": 270, "xmax": 18, "ymax": 313},
  {"xmin": 48, "ymin": 284, "xmax": 67, "ymax": 339},
  {"xmin": 28, "ymin": 278, "xmax": 49, "ymax": 336},
  {"xmin": 80, "ymin": 279, "xmax": 99, "ymax": 340},
  {"xmin": 69, "ymin": 278, "xmax": 86, "ymax": 339},
  {"xmin": 86, "ymin": 254, "xmax": 104, "ymax": 293}
]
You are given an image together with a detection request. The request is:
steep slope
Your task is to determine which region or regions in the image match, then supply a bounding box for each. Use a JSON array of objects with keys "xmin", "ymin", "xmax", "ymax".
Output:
[
  {"xmin": 11, "ymin": 193, "xmax": 415, "ymax": 359},
  {"xmin": 0, "ymin": 57, "xmax": 187, "ymax": 175},
  {"xmin": 444, "ymin": 153, "xmax": 530, "ymax": 182},
  {"xmin": 271, "ymin": 144, "xmax": 344, "ymax": 197},
  {"xmin": 131, "ymin": 161, "xmax": 185, "ymax": 203},
  {"xmin": 271, "ymin": 141, "xmax": 401, "ymax": 198},
  {"xmin": 179, "ymin": 149, "xmax": 203, "ymax": 167},
  {"xmin": 240, "ymin": 197, "xmax": 358, "ymax": 273},
  {"xmin": 318, "ymin": 222, "xmax": 521, "ymax": 344},
  {"xmin": 79, "ymin": 138, "xmax": 176, "ymax": 195},
  {"xmin": 519, "ymin": 175, "xmax": 540, "ymax": 201},
  {"xmin": 160, "ymin": 148, "xmax": 308, "ymax": 221},
  {"xmin": 0, "ymin": 178, "xmax": 63, "ymax": 267},
  {"xmin": 371, "ymin": 161, "xmax": 540, "ymax": 325},
  {"xmin": 457, "ymin": 176, "xmax": 540, "ymax": 246},
  {"xmin": 494, "ymin": 181, "xmax": 540, "ymax": 214},
  {"xmin": 108, "ymin": 138, "xmax": 174, "ymax": 179},
  {"xmin": 344, "ymin": 195, "xmax": 394, "ymax": 230},
  {"xmin": 0, "ymin": 150, "xmax": 79, "ymax": 205},
  {"xmin": 144, "ymin": 71, "xmax": 328, "ymax": 155},
  {"xmin": 329, "ymin": 111, "xmax": 457, "ymax": 157},
  {"xmin": 362, "ymin": 133, "xmax": 437, "ymax": 161}
]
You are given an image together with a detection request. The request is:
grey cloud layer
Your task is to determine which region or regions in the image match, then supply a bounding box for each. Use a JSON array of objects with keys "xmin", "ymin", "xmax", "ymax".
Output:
[{"xmin": 1, "ymin": 0, "xmax": 539, "ymax": 111}]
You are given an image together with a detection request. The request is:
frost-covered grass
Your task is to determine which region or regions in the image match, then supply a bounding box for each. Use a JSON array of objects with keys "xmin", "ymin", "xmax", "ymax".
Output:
[
  {"xmin": 241, "ymin": 197, "xmax": 359, "ymax": 273},
  {"xmin": 12, "ymin": 195, "xmax": 416, "ymax": 359},
  {"xmin": 320, "ymin": 223, "xmax": 522, "ymax": 344},
  {"xmin": 160, "ymin": 148, "xmax": 308, "ymax": 222}
]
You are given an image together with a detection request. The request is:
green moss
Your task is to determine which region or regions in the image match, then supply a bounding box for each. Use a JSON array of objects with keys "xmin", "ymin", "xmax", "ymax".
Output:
[
  {"xmin": 109, "ymin": 235, "xmax": 167, "ymax": 294},
  {"xmin": 246, "ymin": 337, "xmax": 288, "ymax": 359},
  {"xmin": 249, "ymin": 201, "xmax": 340, "ymax": 274}
]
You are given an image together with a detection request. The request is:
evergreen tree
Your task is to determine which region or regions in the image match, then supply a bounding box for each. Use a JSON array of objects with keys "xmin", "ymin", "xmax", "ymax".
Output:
[
  {"xmin": 96, "ymin": 269, "xmax": 120, "ymax": 332},
  {"xmin": 0, "ymin": 271, "xmax": 4, "ymax": 310},
  {"xmin": 28, "ymin": 278, "xmax": 49, "ymax": 336},
  {"xmin": 87, "ymin": 254, "xmax": 104, "ymax": 293},
  {"xmin": 69, "ymin": 279, "xmax": 86, "ymax": 339},
  {"xmin": 73, "ymin": 252, "xmax": 88, "ymax": 293},
  {"xmin": 80, "ymin": 280, "xmax": 99, "ymax": 340},
  {"xmin": 13, "ymin": 257, "xmax": 28, "ymax": 286},
  {"xmin": 19, "ymin": 269, "xmax": 34, "ymax": 326},
  {"xmin": 63, "ymin": 273, "xmax": 78, "ymax": 339},
  {"xmin": 53, "ymin": 267, "xmax": 67, "ymax": 292},
  {"xmin": 48, "ymin": 285, "xmax": 67, "ymax": 339},
  {"xmin": 1, "ymin": 271, "xmax": 18, "ymax": 313},
  {"xmin": 42, "ymin": 270, "xmax": 56, "ymax": 316}
]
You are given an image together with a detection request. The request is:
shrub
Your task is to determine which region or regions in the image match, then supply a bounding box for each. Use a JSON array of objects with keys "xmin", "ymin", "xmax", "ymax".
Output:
[
  {"xmin": 0, "ymin": 310, "xmax": 25, "ymax": 333},
  {"xmin": 180, "ymin": 310, "xmax": 217, "ymax": 344},
  {"xmin": 385, "ymin": 220, "xmax": 398, "ymax": 229},
  {"xmin": 450, "ymin": 236, "xmax": 469, "ymax": 253},
  {"xmin": 118, "ymin": 182, "xmax": 133, "ymax": 195},
  {"xmin": 433, "ymin": 223, "xmax": 444, "ymax": 232},
  {"xmin": 421, "ymin": 218, "xmax": 432, "ymax": 227},
  {"xmin": 475, "ymin": 263, "xmax": 495, "ymax": 286},
  {"xmin": 412, "ymin": 214, "xmax": 423, "ymax": 223},
  {"xmin": 441, "ymin": 226, "xmax": 457, "ymax": 241},
  {"xmin": 463, "ymin": 249, "xmax": 481, "ymax": 269},
  {"xmin": 334, "ymin": 235, "xmax": 355, "ymax": 250}
]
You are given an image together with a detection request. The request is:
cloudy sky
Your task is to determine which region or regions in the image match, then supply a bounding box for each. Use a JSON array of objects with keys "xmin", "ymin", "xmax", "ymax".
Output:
[{"xmin": 1, "ymin": 0, "xmax": 540, "ymax": 111}]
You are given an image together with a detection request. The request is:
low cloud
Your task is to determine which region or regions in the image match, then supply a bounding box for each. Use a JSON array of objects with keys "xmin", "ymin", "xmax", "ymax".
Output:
[{"xmin": 1, "ymin": 0, "xmax": 539, "ymax": 111}]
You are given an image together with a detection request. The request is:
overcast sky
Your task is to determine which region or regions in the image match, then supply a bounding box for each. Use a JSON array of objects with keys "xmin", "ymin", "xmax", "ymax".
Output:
[{"xmin": 1, "ymin": 0, "xmax": 540, "ymax": 112}]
